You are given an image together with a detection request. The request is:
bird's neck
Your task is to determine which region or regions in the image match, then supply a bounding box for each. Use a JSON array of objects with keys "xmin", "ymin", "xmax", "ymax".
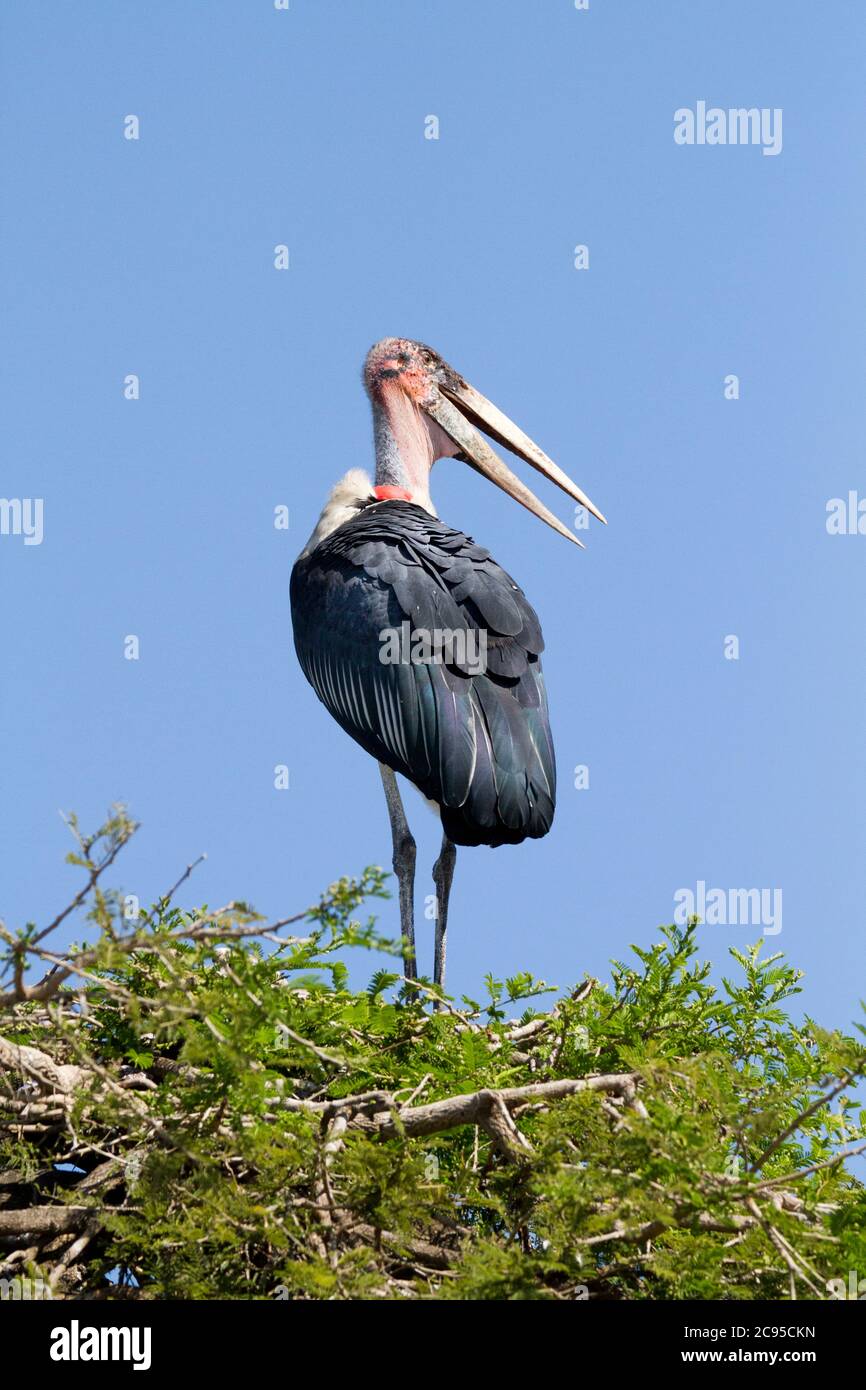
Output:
[{"xmin": 371, "ymin": 383, "xmax": 455, "ymax": 515}]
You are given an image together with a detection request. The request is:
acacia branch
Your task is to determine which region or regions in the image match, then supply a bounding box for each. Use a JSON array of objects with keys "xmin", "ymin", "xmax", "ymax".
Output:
[
  {"xmin": 278, "ymin": 1073, "xmax": 642, "ymax": 1153},
  {"xmin": 31, "ymin": 822, "xmax": 135, "ymax": 947},
  {"xmin": 0, "ymin": 904, "xmax": 312, "ymax": 1012},
  {"xmin": 0, "ymin": 1206, "xmax": 94, "ymax": 1238},
  {"xmin": 750, "ymin": 1070, "xmax": 861, "ymax": 1173},
  {"xmin": 0, "ymin": 1035, "xmax": 89, "ymax": 1095}
]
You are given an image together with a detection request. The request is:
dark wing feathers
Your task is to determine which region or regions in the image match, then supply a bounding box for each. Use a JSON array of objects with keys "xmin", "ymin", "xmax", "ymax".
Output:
[{"xmin": 290, "ymin": 500, "xmax": 556, "ymax": 847}]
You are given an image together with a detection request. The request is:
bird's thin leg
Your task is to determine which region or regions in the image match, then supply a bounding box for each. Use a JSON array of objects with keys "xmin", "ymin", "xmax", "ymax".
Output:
[
  {"xmin": 432, "ymin": 834, "xmax": 457, "ymax": 990},
  {"xmin": 378, "ymin": 763, "xmax": 417, "ymax": 979}
]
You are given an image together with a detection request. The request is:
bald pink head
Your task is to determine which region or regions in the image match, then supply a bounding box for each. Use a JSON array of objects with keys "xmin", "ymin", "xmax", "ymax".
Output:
[
  {"xmin": 359, "ymin": 336, "xmax": 606, "ymax": 542},
  {"xmin": 364, "ymin": 339, "xmax": 460, "ymax": 509},
  {"xmin": 364, "ymin": 338, "xmax": 444, "ymax": 401}
]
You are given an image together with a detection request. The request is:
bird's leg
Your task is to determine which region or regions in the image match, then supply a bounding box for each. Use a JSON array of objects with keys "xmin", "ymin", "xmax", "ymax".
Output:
[
  {"xmin": 378, "ymin": 763, "xmax": 417, "ymax": 979},
  {"xmin": 432, "ymin": 834, "xmax": 457, "ymax": 990}
]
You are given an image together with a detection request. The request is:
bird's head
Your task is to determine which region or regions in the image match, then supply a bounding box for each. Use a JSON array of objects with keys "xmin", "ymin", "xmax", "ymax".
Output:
[{"xmin": 363, "ymin": 337, "xmax": 605, "ymax": 547}]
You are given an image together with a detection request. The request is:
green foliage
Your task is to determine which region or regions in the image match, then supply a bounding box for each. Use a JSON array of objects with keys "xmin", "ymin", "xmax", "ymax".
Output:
[{"xmin": 0, "ymin": 812, "xmax": 864, "ymax": 1300}]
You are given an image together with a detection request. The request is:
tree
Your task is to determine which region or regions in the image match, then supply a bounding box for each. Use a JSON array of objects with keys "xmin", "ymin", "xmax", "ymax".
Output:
[{"xmin": 1, "ymin": 809, "xmax": 864, "ymax": 1301}]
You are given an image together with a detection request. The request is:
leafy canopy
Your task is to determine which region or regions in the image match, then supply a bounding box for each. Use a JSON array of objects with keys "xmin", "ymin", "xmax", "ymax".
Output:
[{"xmin": 0, "ymin": 809, "xmax": 863, "ymax": 1301}]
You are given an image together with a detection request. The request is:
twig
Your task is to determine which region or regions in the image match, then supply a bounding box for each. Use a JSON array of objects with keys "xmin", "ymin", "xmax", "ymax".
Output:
[
  {"xmin": 752, "ymin": 1142, "xmax": 866, "ymax": 1190},
  {"xmin": 31, "ymin": 824, "xmax": 135, "ymax": 947},
  {"xmin": 750, "ymin": 1071, "xmax": 861, "ymax": 1174}
]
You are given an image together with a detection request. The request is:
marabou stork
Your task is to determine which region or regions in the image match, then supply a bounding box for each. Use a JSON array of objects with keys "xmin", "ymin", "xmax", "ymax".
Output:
[{"xmin": 291, "ymin": 339, "xmax": 604, "ymax": 988}]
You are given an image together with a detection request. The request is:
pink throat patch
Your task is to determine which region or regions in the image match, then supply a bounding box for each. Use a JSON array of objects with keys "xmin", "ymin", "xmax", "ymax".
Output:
[{"xmin": 373, "ymin": 485, "xmax": 413, "ymax": 502}]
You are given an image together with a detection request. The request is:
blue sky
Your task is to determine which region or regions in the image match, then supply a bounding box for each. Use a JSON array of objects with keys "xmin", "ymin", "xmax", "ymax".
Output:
[{"xmin": 1, "ymin": 2, "xmax": 864, "ymax": 1037}]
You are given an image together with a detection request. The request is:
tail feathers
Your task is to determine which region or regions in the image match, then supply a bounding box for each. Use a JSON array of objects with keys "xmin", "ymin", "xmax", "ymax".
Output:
[{"xmin": 438, "ymin": 675, "xmax": 556, "ymax": 848}]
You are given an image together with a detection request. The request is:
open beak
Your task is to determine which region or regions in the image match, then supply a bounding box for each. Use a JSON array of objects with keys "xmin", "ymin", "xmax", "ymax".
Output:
[{"xmin": 422, "ymin": 370, "xmax": 606, "ymax": 549}]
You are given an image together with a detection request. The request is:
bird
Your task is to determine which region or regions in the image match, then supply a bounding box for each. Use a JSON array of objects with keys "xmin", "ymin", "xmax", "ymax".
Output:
[{"xmin": 290, "ymin": 338, "xmax": 605, "ymax": 989}]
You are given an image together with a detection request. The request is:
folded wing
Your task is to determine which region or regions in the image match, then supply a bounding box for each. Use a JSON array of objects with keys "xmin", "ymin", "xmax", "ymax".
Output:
[{"xmin": 290, "ymin": 500, "xmax": 556, "ymax": 847}]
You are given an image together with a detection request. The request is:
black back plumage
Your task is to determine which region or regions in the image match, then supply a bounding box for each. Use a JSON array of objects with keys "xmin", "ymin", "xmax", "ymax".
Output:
[{"xmin": 290, "ymin": 500, "xmax": 556, "ymax": 847}]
